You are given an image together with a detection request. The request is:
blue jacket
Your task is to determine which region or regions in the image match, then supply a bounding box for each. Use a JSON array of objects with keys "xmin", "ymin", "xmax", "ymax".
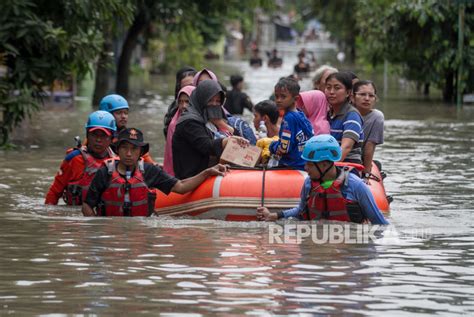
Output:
[
  {"xmin": 282, "ymin": 173, "xmax": 389, "ymax": 225},
  {"xmin": 270, "ymin": 110, "xmax": 313, "ymax": 170}
]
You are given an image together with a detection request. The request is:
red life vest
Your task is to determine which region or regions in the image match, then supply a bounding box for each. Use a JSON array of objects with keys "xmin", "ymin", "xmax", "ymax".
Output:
[
  {"xmin": 301, "ymin": 167, "xmax": 365, "ymax": 223},
  {"xmin": 63, "ymin": 146, "xmax": 114, "ymax": 205},
  {"xmin": 100, "ymin": 159, "xmax": 156, "ymax": 217}
]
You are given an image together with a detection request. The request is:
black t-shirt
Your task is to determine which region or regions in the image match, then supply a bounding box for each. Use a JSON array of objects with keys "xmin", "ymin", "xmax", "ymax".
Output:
[
  {"xmin": 85, "ymin": 162, "xmax": 178, "ymax": 208},
  {"xmin": 224, "ymin": 90, "xmax": 253, "ymax": 115},
  {"xmin": 294, "ymin": 62, "xmax": 310, "ymax": 74},
  {"xmin": 249, "ymin": 57, "xmax": 262, "ymax": 67}
]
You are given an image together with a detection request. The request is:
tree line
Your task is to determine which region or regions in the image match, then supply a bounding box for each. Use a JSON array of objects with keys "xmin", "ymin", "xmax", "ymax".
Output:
[
  {"xmin": 0, "ymin": 0, "xmax": 271, "ymax": 146},
  {"xmin": 313, "ymin": 0, "xmax": 473, "ymax": 101},
  {"xmin": 1, "ymin": 0, "xmax": 472, "ymax": 146}
]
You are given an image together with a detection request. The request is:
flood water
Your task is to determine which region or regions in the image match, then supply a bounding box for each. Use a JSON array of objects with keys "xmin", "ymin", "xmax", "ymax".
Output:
[{"xmin": 1, "ymin": 46, "xmax": 474, "ymax": 315}]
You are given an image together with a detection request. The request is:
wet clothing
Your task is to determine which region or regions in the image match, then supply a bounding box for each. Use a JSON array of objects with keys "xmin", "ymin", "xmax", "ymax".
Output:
[
  {"xmin": 85, "ymin": 160, "xmax": 178, "ymax": 214},
  {"xmin": 298, "ymin": 90, "xmax": 330, "ymax": 135},
  {"xmin": 224, "ymin": 90, "xmax": 253, "ymax": 115},
  {"xmin": 45, "ymin": 146, "xmax": 115, "ymax": 205},
  {"xmin": 270, "ymin": 110, "xmax": 314, "ymax": 170},
  {"xmin": 173, "ymin": 80, "xmax": 226, "ymax": 179},
  {"xmin": 281, "ymin": 170, "xmax": 388, "ymax": 225},
  {"xmin": 268, "ymin": 57, "xmax": 283, "ymax": 68},
  {"xmin": 301, "ymin": 167, "xmax": 363, "ymax": 223},
  {"xmin": 329, "ymin": 102, "xmax": 364, "ymax": 163},
  {"xmin": 100, "ymin": 160, "xmax": 154, "ymax": 217}
]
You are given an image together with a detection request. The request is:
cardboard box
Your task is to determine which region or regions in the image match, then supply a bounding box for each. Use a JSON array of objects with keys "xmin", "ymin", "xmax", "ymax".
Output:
[{"xmin": 220, "ymin": 138, "xmax": 262, "ymax": 167}]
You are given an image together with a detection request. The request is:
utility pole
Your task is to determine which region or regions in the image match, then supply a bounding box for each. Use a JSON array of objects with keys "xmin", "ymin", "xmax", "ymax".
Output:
[
  {"xmin": 383, "ymin": 21, "xmax": 388, "ymax": 98},
  {"xmin": 456, "ymin": 2, "xmax": 465, "ymax": 110}
]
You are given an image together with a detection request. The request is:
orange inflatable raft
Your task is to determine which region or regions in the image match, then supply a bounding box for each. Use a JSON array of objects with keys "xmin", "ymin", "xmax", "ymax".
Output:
[{"xmin": 154, "ymin": 162, "xmax": 391, "ymax": 221}]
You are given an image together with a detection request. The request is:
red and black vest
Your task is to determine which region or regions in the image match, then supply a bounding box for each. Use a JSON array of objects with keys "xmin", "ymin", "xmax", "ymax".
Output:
[
  {"xmin": 300, "ymin": 167, "xmax": 365, "ymax": 223},
  {"xmin": 63, "ymin": 146, "xmax": 114, "ymax": 205},
  {"xmin": 100, "ymin": 159, "xmax": 156, "ymax": 217}
]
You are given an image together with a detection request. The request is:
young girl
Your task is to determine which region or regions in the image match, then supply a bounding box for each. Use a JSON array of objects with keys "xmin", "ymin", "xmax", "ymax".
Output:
[{"xmin": 296, "ymin": 90, "xmax": 330, "ymax": 135}]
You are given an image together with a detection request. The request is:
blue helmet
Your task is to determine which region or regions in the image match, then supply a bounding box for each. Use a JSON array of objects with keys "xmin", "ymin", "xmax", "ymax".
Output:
[
  {"xmin": 85, "ymin": 110, "xmax": 117, "ymax": 133},
  {"xmin": 99, "ymin": 94, "xmax": 129, "ymax": 113},
  {"xmin": 301, "ymin": 134, "xmax": 341, "ymax": 162}
]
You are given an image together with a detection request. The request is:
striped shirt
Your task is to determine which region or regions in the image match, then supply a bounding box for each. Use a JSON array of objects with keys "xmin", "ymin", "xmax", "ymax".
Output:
[{"xmin": 329, "ymin": 102, "xmax": 364, "ymax": 162}]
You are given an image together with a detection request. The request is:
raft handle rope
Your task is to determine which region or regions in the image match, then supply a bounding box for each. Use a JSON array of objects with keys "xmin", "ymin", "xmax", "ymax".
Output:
[
  {"xmin": 123, "ymin": 169, "xmax": 132, "ymax": 217},
  {"xmin": 363, "ymin": 172, "xmax": 381, "ymax": 183},
  {"xmin": 260, "ymin": 165, "xmax": 266, "ymax": 207},
  {"xmin": 227, "ymin": 165, "xmax": 295, "ymax": 171}
]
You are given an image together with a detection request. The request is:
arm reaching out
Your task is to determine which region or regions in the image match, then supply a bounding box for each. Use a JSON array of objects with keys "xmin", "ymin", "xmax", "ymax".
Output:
[{"xmin": 171, "ymin": 164, "xmax": 229, "ymax": 194}]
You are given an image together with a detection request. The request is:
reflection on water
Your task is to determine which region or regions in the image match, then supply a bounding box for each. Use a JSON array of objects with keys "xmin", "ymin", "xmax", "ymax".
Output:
[
  {"xmin": 1, "ymin": 217, "xmax": 473, "ymax": 315},
  {"xmin": 0, "ymin": 54, "xmax": 473, "ymax": 315}
]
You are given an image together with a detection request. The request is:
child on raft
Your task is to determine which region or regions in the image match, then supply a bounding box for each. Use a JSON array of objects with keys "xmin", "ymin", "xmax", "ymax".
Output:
[{"xmin": 269, "ymin": 77, "xmax": 314, "ymax": 170}]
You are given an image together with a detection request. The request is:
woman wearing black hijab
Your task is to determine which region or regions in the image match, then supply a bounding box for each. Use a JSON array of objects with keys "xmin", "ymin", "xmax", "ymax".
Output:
[{"xmin": 172, "ymin": 80, "xmax": 248, "ymax": 179}]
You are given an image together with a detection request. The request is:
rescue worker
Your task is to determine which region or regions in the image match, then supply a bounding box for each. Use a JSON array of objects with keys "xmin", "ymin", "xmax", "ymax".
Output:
[
  {"xmin": 256, "ymin": 134, "xmax": 388, "ymax": 224},
  {"xmin": 45, "ymin": 111, "xmax": 117, "ymax": 205},
  {"xmin": 82, "ymin": 128, "xmax": 228, "ymax": 217},
  {"xmin": 99, "ymin": 94, "xmax": 155, "ymax": 163}
]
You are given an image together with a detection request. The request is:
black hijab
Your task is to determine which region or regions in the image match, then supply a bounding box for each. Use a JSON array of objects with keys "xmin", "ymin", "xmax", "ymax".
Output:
[{"xmin": 177, "ymin": 80, "xmax": 225, "ymax": 125}]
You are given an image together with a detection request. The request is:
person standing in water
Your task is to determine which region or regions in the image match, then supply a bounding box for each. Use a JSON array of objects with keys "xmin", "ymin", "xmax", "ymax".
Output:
[
  {"xmin": 224, "ymin": 75, "xmax": 253, "ymax": 115},
  {"xmin": 257, "ymin": 134, "xmax": 388, "ymax": 225},
  {"xmin": 82, "ymin": 128, "xmax": 228, "ymax": 217},
  {"xmin": 45, "ymin": 111, "xmax": 116, "ymax": 205},
  {"xmin": 99, "ymin": 94, "xmax": 156, "ymax": 164}
]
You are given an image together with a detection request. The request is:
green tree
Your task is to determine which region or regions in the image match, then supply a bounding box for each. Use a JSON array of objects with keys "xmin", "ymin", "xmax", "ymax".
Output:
[
  {"xmin": 0, "ymin": 0, "xmax": 133, "ymax": 145},
  {"xmin": 115, "ymin": 0, "xmax": 274, "ymax": 96},
  {"xmin": 312, "ymin": 0, "xmax": 358, "ymax": 63},
  {"xmin": 357, "ymin": 0, "xmax": 473, "ymax": 101},
  {"xmin": 148, "ymin": 23, "xmax": 205, "ymax": 74}
]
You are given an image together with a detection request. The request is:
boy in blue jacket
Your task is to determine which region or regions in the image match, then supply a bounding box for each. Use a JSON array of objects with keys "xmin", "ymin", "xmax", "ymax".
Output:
[{"xmin": 270, "ymin": 77, "xmax": 314, "ymax": 170}]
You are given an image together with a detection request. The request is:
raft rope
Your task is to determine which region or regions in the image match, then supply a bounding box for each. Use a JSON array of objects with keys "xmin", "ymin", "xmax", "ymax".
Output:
[
  {"xmin": 227, "ymin": 165, "xmax": 295, "ymax": 208},
  {"xmin": 261, "ymin": 166, "xmax": 266, "ymax": 207}
]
